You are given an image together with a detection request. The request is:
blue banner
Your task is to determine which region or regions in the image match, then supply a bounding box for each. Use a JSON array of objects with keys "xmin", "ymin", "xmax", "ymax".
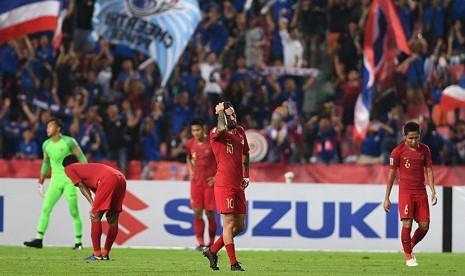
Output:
[{"xmin": 93, "ymin": 0, "xmax": 201, "ymax": 86}]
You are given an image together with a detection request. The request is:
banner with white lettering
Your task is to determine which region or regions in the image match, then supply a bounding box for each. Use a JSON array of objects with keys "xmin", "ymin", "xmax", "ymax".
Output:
[
  {"xmin": 0, "ymin": 180, "xmax": 443, "ymax": 251},
  {"xmin": 93, "ymin": 0, "xmax": 201, "ymax": 86}
]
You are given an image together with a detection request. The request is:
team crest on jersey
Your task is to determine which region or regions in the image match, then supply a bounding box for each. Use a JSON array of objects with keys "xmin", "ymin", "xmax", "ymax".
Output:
[{"xmin": 241, "ymin": 139, "xmax": 244, "ymax": 145}]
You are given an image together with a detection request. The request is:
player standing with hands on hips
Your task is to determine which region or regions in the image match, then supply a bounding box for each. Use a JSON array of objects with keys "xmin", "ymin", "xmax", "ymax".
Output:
[
  {"xmin": 384, "ymin": 121, "xmax": 438, "ymax": 267},
  {"xmin": 186, "ymin": 118, "xmax": 218, "ymax": 251},
  {"xmin": 203, "ymin": 101, "xmax": 250, "ymax": 271},
  {"xmin": 62, "ymin": 154, "xmax": 127, "ymax": 261},
  {"xmin": 24, "ymin": 118, "xmax": 87, "ymax": 249}
]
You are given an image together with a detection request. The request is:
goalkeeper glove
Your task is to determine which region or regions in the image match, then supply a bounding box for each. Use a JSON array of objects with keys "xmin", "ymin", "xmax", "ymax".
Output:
[
  {"xmin": 38, "ymin": 184, "xmax": 46, "ymax": 197},
  {"xmin": 242, "ymin": 178, "xmax": 250, "ymax": 189}
]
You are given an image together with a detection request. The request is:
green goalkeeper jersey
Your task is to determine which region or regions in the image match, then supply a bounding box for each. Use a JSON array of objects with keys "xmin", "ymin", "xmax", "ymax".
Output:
[{"xmin": 42, "ymin": 135, "xmax": 81, "ymax": 180}]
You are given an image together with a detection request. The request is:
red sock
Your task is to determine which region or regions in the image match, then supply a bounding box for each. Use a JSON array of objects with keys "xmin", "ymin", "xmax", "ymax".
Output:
[
  {"xmin": 401, "ymin": 227, "xmax": 412, "ymax": 259},
  {"xmin": 194, "ymin": 218, "xmax": 205, "ymax": 246},
  {"xmin": 225, "ymin": 243, "xmax": 237, "ymax": 265},
  {"xmin": 207, "ymin": 217, "xmax": 217, "ymax": 246},
  {"xmin": 411, "ymin": 227, "xmax": 428, "ymax": 249},
  {"xmin": 210, "ymin": 234, "xmax": 224, "ymax": 254},
  {"xmin": 91, "ymin": 221, "xmax": 102, "ymax": 256},
  {"xmin": 103, "ymin": 224, "xmax": 118, "ymax": 256}
]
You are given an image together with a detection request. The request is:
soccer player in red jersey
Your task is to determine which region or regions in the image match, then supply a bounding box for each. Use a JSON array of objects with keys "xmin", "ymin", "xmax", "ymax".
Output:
[
  {"xmin": 186, "ymin": 118, "xmax": 218, "ymax": 250},
  {"xmin": 384, "ymin": 121, "xmax": 438, "ymax": 267},
  {"xmin": 62, "ymin": 155, "xmax": 127, "ymax": 261},
  {"xmin": 203, "ymin": 101, "xmax": 250, "ymax": 271}
]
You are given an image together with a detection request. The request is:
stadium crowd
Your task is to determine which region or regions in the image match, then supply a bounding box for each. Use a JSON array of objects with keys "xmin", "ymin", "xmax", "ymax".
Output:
[{"xmin": 1, "ymin": 0, "xmax": 465, "ymax": 176}]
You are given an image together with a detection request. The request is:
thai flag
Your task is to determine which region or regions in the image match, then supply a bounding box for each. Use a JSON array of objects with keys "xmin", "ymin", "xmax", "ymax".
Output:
[
  {"xmin": 439, "ymin": 75, "xmax": 465, "ymax": 112},
  {"xmin": 353, "ymin": 0, "xmax": 410, "ymax": 141},
  {"xmin": 52, "ymin": 0, "xmax": 68, "ymax": 49},
  {"xmin": 0, "ymin": 0, "xmax": 60, "ymax": 45}
]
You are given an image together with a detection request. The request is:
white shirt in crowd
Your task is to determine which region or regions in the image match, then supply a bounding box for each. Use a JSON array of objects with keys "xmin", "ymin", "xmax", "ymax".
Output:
[{"xmin": 279, "ymin": 29, "xmax": 304, "ymax": 68}]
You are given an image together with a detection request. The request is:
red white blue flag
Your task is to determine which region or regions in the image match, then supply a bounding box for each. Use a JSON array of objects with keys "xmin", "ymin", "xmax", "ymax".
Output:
[
  {"xmin": 52, "ymin": 0, "xmax": 69, "ymax": 49},
  {"xmin": 439, "ymin": 75, "xmax": 465, "ymax": 112},
  {"xmin": 353, "ymin": 0, "xmax": 410, "ymax": 141},
  {"xmin": 0, "ymin": 0, "xmax": 60, "ymax": 45}
]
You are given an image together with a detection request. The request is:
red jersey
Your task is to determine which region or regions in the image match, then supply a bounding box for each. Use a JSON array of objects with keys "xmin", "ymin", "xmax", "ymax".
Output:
[
  {"xmin": 210, "ymin": 125, "xmax": 250, "ymax": 188},
  {"xmin": 65, "ymin": 163, "xmax": 124, "ymax": 190},
  {"xmin": 389, "ymin": 142, "xmax": 432, "ymax": 195},
  {"xmin": 186, "ymin": 137, "xmax": 217, "ymax": 187}
]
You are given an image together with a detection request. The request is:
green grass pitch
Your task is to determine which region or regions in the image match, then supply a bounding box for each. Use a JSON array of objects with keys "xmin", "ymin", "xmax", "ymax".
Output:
[{"xmin": 0, "ymin": 246, "xmax": 464, "ymax": 275}]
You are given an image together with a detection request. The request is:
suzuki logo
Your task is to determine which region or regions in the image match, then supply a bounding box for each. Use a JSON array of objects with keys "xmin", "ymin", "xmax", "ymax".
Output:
[
  {"xmin": 163, "ymin": 199, "xmax": 399, "ymax": 239},
  {"xmin": 102, "ymin": 191, "xmax": 149, "ymax": 244}
]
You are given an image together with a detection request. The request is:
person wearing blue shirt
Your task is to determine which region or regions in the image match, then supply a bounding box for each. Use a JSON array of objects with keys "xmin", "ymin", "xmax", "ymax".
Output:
[
  {"xmin": 202, "ymin": 5, "xmax": 229, "ymax": 55},
  {"xmin": 396, "ymin": 0, "xmax": 415, "ymax": 39},
  {"xmin": 17, "ymin": 129, "xmax": 39, "ymax": 160},
  {"xmin": 357, "ymin": 119, "xmax": 394, "ymax": 165}
]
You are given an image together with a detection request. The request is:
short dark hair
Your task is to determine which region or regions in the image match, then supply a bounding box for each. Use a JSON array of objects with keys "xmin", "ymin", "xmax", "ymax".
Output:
[
  {"xmin": 404, "ymin": 121, "xmax": 420, "ymax": 135},
  {"xmin": 62, "ymin": 154, "xmax": 79, "ymax": 167},
  {"xmin": 48, "ymin": 118, "xmax": 64, "ymax": 132},
  {"xmin": 223, "ymin": 101, "xmax": 233, "ymax": 110},
  {"xmin": 190, "ymin": 118, "xmax": 204, "ymax": 127}
]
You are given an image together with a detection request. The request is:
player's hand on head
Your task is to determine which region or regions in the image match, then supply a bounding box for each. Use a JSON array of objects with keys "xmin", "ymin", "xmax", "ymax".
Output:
[{"xmin": 215, "ymin": 102, "xmax": 224, "ymax": 115}]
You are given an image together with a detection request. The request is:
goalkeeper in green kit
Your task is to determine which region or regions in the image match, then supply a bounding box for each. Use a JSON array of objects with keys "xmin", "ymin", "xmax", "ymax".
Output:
[{"xmin": 24, "ymin": 118, "xmax": 88, "ymax": 249}]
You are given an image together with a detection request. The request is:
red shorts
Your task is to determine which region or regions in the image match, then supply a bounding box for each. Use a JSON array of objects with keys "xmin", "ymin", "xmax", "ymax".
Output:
[
  {"xmin": 214, "ymin": 186, "xmax": 246, "ymax": 214},
  {"xmin": 398, "ymin": 193, "xmax": 430, "ymax": 222},
  {"xmin": 93, "ymin": 174, "xmax": 127, "ymax": 214},
  {"xmin": 190, "ymin": 184, "xmax": 215, "ymax": 211}
]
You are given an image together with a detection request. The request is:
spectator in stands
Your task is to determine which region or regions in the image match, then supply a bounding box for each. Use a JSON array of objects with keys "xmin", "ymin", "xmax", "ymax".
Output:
[
  {"xmin": 450, "ymin": 120, "xmax": 465, "ymax": 165},
  {"xmin": 244, "ymin": 15, "xmax": 265, "ymax": 69},
  {"xmin": 55, "ymin": 43, "xmax": 79, "ymax": 103},
  {"xmin": 420, "ymin": 119, "xmax": 446, "ymax": 165},
  {"xmin": 263, "ymin": 112, "xmax": 290, "ymax": 163},
  {"xmin": 17, "ymin": 128, "xmax": 39, "ymax": 160},
  {"xmin": 76, "ymin": 106, "xmax": 106, "ymax": 161},
  {"xmin": 292, "ymin": 0, "xmax": 326, "ymax": 67},
  {"xmin": 327, "ymin": 0, "xmax": 350, "ymax": 60},
  {"xmin": 357, "ymin": 117, "xmax": 394, "ymax": 165},
  {"xmin": 422, "ymin": 0, "xmax": 446, "ymax": 51},
  {"xmin": 170, "ymin": 92, "xmax": 195, "ymax": 137},
  {"xmin": 200, "ymin": 52, "xmax": 222, "ymax": 106},
  {"xmin": 278, "ymin": 18, "xmax": 304, "ymax": 68},
  {"xmin": 335, "ymin": 65, "xmax": 362, "ymax": 128},
  {"xmin": 447, "ymin": 19, "xmax": 465, "ymax": 57},
  {"xmin": 74, "ymin": 0, "xmax": 96, "ymax": 52},
  {"xmin": 3, "ymin": 110, "xmax": 28, "ymax": 159},
  {"xmin": 395, "ymin": 0, "xmax": 416, "ymax": 40},
  {"xmin": 383, "ymin": 106, "xmax": 401, "ymax": 164},
  {"xmin": 201, "ymin": 4, "xmax": 229, "ymax": 55},
  {"xmin": 168, "ymin": 123, "xmax": 189, "ymax": 163},
  {"xmin": 336, "ymin": 20, "xmax": 362, "ymax": 72},
  {"xmin": 35, "ymin": 34, "xmax": 54, "ymax": 79},
  {"xmin": 310, "ymin": 115, "xmax": 342, "ymax": 165},
  {"xmin": 103, "ymin": 103, "xmax": 130, "ymax": 175},
  {"xmin": 399, "ymin": 35, "xmax": 428, "ymax": 111}
]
